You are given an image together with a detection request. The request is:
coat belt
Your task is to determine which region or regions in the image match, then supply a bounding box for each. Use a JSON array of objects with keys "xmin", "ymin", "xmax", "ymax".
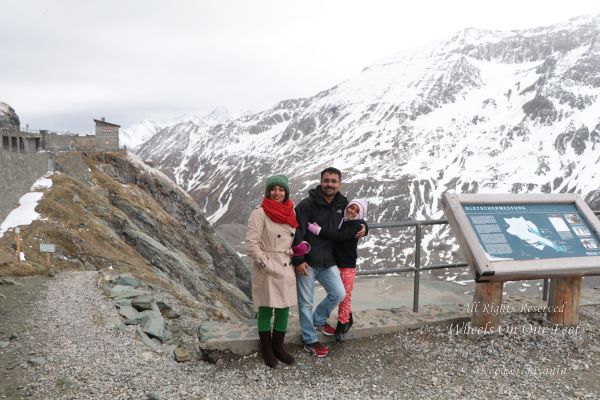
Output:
[{"xmin": 262, "ymin": 247, "xmax": 292, "ymax": 255}]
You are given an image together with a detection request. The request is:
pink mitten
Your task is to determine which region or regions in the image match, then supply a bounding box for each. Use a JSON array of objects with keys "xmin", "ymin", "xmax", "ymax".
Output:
[
  {"xmin": 292, "ymin": 241, "xmax": 311, "ymax": 257},
  {"xmin": 307, "ymin": 222, "xmax": 321, "ymax": 235}
]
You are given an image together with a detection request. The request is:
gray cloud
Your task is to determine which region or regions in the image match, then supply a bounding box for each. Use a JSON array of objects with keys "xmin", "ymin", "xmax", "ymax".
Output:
[{"xmin": 1, "ymin": 0, "xmax": 598, "ymax": 132}]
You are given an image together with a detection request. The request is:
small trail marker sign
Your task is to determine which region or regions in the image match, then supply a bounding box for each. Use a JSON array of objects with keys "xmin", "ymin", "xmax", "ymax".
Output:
[{"xmin": 39, "ymin": 243, "xmax": 56, "ymax": 253}]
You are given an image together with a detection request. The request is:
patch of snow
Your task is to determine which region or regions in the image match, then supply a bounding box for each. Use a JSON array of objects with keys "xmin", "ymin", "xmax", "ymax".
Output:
[
  {"xmin": 0, "ymin": 101, "xmax": 10, "ymax": 115},
  {"xmin": 0, "ymin": 173, "xmax": 54, "ymax": 238}
]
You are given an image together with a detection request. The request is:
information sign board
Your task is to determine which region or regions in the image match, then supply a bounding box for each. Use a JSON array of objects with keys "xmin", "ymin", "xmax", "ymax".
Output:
[{"xmin": 442, "ymin": 193, "xmax": 600, "ymax": 282}]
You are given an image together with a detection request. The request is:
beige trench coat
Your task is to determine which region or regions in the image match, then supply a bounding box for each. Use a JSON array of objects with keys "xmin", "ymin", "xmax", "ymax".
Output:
[{"xmin": 245, "ymin": 206, "xmax": 297, "ymax": 309}]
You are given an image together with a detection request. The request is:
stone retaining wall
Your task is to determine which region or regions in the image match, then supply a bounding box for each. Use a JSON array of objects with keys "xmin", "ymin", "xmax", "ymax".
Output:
[
  {"xmin": 0, "ymin": 150, "xmax": 50, "ymax": 223},
  {"xmin": 42, "ymin": 133, "xmax": 96, "ymax": 152}
]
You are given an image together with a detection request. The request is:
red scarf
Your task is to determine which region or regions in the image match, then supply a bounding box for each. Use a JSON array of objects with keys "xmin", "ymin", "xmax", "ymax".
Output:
[{"xmin": 262, "ymin": 197, "xmax": 299, "ymax": 228}]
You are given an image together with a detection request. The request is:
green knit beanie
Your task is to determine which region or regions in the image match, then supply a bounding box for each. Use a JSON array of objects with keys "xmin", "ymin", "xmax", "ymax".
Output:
[{"xmin": 265, "ymin": 174, "xmax": 290, "ymax": 200}]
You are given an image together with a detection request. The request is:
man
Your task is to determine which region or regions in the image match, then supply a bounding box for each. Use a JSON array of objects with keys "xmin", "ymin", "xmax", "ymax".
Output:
[{"xmin": 292, "ymin": 167, "xmax": 365, "ymax": 357}]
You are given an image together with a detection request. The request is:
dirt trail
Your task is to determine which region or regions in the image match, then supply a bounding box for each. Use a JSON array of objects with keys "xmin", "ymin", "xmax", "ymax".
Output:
[{"xmin": 0, "ymin": 275, "xmax": 48, "ymax": 399}]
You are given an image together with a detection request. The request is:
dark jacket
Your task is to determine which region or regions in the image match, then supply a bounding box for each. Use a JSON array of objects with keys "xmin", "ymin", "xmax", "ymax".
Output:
[
  {"xmin": 292, "ymin": 186, "xmax": 348, "ymax": 268},
  {"xmin": 318, "ymin": 219, "xmax": 367, "ymax": 268}
]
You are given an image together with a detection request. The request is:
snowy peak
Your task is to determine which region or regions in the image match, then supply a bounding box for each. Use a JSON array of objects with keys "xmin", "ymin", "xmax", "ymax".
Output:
[
  {"xmin": 538, "ymin": 12, "xmax": 600, "ymax": 33},
  {"xmin": 120, "ymin": 120, "xmax": 161, "ymax": 150},
  {"xmin": 122, "ymin": 107, "xmax": 234, "ymax": 150},
  {"xmin": 373, "ymin": 13, "xmax": 600, "ymax": 70},
  {"xmin": 0, "ymin": 102, "xmax": 10, "ymax": 114},
  {"xmin": 0, "ymin": 101, "xmax": 20, "ymax": 130},
  {"xmin": 202, "ymin": 107, "xmax": 233, "ymax": 126},
  {"xmin": 166, "ymin": 107, "xmax": 234, "ymax": 128}
]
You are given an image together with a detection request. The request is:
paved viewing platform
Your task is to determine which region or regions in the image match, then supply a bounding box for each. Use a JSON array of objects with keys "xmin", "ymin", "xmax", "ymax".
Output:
[{"xmin": 198, "ymin": 275, "xmax": 600, "ymax": 355}]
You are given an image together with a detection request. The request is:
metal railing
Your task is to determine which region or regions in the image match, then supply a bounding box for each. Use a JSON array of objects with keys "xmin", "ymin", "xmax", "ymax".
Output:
[
  {"xmin": 358, "ymin": 210, "xmax": 600, "ymax": 313},
  {"xmin": 0, "ymin": 127, "xmax": 92, "ymax": 137}
]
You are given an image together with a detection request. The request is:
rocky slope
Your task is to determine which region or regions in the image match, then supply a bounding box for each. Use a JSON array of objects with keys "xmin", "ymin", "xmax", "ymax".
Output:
[
  {"xmin": 0, "ymin": 151, "xmax": 253, "ymax": 321},
  {"xmin": 137, "ymin": 13, "xmax": 600, "ymax": 270},
  {"xmin": 0, "ymin": 101, "xmax": 20, "ymax": 130}
]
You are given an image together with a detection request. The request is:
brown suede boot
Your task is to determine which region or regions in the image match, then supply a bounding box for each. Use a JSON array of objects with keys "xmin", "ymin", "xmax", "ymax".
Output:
[
  {"xmin": 258, "ymin": 331, "xmax": 277, "ymax": 368},
  {"xmin": 271, "ymin": 330, "xmax": 294, "ymax": 364}
]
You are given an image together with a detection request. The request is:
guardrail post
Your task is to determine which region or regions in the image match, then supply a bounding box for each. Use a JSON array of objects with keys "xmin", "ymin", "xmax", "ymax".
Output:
[
  {"xmin": 542, "ymin": 278, "xmax": 549, "ymax": 301},
  {"xmin": 413, "ymin": 224, "xmax": 422, "ymax": 313}
]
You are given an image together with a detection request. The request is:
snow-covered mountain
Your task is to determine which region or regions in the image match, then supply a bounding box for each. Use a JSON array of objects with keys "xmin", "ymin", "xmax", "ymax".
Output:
[
  {"xmin": 0, "ymin": 101, "xmax": 20, "ymax": 130},
  {"xmin": 136, "ymin": 13, "xmax": 600, "ymax": 270},
  {"xmin": 120, "ymin": 120, "xmax": 162, "ymax": 150},
  {"xmin": 121, "ymin": 107, "xmax": 233, "ymax": 150}
]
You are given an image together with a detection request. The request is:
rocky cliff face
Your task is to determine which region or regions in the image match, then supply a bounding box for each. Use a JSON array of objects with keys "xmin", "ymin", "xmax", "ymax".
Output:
[
  {"xmin": 0, "ymin": 151, "xmax": 253, "ymax": 321},
  {"xmin": 0, "ymin": 102, "xmax": 20, "ymax": 130},
  {"xmin": 136, "ymin": 14, "xmax": 600, "ymax": 270}
]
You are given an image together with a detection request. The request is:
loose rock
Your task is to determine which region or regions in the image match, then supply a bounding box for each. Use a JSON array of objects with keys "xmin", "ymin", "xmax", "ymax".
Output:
[
  {"xmin": 116, "ymin": 275, "xmax": 141, "ymax": 288},
  {"xmin": 132, "ymin": 294, "xmax": 154, "ymax": 311},
  {"xmin": 174, "ymin": 347, "xmax": 192, "ymax": 363},
  {"xmin": 28, "ymin": 356, "xmax": 46, "ymax": 367}
]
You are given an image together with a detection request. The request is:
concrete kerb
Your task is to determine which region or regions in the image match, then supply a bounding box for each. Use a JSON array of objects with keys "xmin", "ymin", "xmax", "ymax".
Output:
[
  {"xmin": 197, "ymin": 289, "xmax": 600, "ymax": 356},
  {"xmin": 198, "ymin": 304, "xmax": 471, "ymax": 356}
]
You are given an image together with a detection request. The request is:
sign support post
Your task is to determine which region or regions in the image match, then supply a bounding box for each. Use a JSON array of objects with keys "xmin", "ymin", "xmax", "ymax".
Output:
[
  {"xmin": 472, "ymin": 281, "xmax": 503, "ymax": 330},
  {"xmin": 547, "ymin": 277, "xmax": 582, "ymax": 326}
]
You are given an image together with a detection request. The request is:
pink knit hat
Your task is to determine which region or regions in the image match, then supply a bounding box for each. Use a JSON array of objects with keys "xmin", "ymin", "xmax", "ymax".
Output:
[{"xmin": 346, "ymin": 199, "xmax": 368, "ymax": 220}]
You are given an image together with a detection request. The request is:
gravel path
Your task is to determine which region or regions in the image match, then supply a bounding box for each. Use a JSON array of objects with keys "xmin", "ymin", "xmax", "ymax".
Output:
[
  {"xmin": 0, "ymin": 275, "xmax": 48, "ymax": 399},
  {"xmin": 5, "ymin": 271, "xmax": 600, "ymax": 399}
]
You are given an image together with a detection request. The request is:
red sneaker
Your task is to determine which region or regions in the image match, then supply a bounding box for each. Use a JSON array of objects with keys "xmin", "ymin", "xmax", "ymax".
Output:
[
  {"xmin": 303, "ymin": 341, "xmax": 329, "ymax": 357},
  {"xmin": 317, "ymin": 323, "xmax": 336, "ymax": 336}
]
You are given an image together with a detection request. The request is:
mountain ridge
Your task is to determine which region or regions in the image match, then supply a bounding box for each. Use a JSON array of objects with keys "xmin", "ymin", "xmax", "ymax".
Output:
[{"xmin": 136, "ymin": 14, "xmax": 600, "ymax": 269}]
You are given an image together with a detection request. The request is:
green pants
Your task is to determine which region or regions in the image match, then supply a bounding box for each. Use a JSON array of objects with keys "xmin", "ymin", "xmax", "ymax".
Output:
[{"xmin": 257, "ymin": 306, "xmax": 289, "ymax": 332}]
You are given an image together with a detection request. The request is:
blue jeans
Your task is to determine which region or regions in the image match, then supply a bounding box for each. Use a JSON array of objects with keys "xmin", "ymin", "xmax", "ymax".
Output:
[{"xmin": 296, "ymin": 266, "xmax": 346, "ymax": 344}]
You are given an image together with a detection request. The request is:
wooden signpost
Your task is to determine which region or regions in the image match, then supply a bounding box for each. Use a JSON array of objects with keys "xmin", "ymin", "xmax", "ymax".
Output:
[
  {"xmin": 472, "ymin": 281, "xmax": 504, "ymax": 331},
  {"xmin": 15, "ymin": 227, "xmax": 21, "ymax": 264},
  {"xmin": 442, "ymin": 193, "xmax": 600, "ymax": 328},
  {"xmin": 547, "ymin": 277, "xmax": 581, "ymax": 325},
  {"xmin": 39, "ymin": 243, "xmax": 56, "ymax": 275}
]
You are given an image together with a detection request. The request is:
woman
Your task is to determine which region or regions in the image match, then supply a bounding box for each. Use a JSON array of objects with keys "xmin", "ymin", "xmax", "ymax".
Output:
[{"xmin": 245, "ymin": 174, "xmax": 303, "ymax": 368}]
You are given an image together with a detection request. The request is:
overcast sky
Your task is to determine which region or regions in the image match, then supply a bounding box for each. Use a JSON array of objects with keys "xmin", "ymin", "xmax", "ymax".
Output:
[{"xmin": 1, "ymin": 0, "xmax": 599, "ymax": 132}]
